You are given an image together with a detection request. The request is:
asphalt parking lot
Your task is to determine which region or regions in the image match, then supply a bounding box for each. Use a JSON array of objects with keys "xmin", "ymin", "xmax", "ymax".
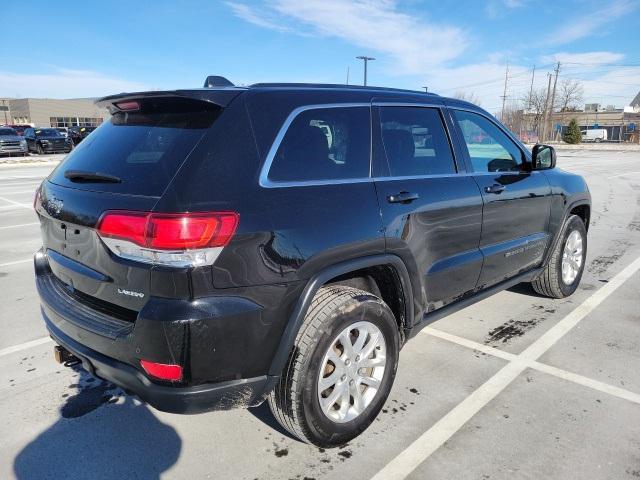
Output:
[{"xmin": 1, "ymin": 150, "xmax": 639, "ymax": 479}]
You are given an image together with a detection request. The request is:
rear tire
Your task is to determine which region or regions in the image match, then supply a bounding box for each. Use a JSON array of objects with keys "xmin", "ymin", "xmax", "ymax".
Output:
[
  {"xmin": 268, "ymin": 286, "xmax": 400, "ymax": 447},
  {"xmin": 531, "ymin": 215, "xmax": 587, "ymax": 298},
  {"xmin": 37, "ymin": 144, "xmax": 44, "ymax": 155}
]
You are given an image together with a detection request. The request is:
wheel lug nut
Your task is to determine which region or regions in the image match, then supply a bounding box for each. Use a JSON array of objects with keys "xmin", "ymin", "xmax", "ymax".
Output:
[
  {"xmin": 355, "ymin": 355, "xmax": 360, "ymax": 362},
  {"xmin": 345, "ymin": 359, "xmax": 351, "ymax": 366},
  {"xmin": 349, "ymin": 379, "xmax": 355, "ymax": 386},
  {"xmin": 341, "ymin": 374, "xmax": 347, "ymax": 381}
]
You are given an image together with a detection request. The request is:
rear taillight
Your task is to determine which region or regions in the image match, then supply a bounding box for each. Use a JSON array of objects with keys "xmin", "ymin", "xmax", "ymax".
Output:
[
  {"xmin": 96, "ymin": 210, "xmax": 239, "ymax": 267},
  {"xmin": 140, "ymin": 360, "xmax": 183, "ymax": 382}
]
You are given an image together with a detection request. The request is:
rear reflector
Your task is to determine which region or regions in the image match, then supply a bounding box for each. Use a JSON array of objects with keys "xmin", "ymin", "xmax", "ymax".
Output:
[
  {"xmin": 96, "ymin": 210, "xmax": 239, "ymax": 267},
  {"xmin": 140, "ymin": 360, "xmax": 183, "ymax": 382}
]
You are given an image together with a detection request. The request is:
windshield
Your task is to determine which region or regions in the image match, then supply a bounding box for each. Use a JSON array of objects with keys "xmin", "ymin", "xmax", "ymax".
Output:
[
  {"xmin": 35, "ymin": 129, "xmax": 62, "ymax": 137},
  {"xmin": 49, "ymin": 97, "xmax": 221, "ymax": 196},
  {"xmin": 0, "ymin": 128, "xmax": 17, "ymax": 136}
]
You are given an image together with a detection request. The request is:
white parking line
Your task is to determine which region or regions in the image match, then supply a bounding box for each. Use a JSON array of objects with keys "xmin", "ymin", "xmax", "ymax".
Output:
[
  {"xmin": 0, "ymin": 180, "xmax": 43, "ymax": 186},
  {"xmin": 0, "ymin": 196, "xmax": 31, "ymax": 209},
  {"xmin": 0, "ymin": 337, "xmax": 51, "ymax": 358},
  {"xmin": 607, "ymin": 171, "xmax": 640, "ymax": 179},
  {"xmin": 0, "ymin": 222, "xmax": 39, "ymax": 230},
  {"xmin": 2, "ymin": 189, "xmax": 38, "ymax": 195},
  {"xmin": 424, "ymin": 328, "xmax": 640, "ymax": 405},
  {"xmin": 0, "ymin": 259, "xmax": 32, "ymax": 268},
  {"xmin": 372, "ymin": 254, "xmax": 640, "ymax": 480}
]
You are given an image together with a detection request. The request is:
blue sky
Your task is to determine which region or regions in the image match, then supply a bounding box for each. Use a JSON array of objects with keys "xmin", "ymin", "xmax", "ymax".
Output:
[{"xmin": 1, "ymin": 0, "xmax": 639, "ymax": 113}]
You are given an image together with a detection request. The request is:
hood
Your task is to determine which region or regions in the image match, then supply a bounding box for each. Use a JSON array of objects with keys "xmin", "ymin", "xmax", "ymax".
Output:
[{"xmin": 0, "ymin": 134, "xmax": 24, "ymax": 142}]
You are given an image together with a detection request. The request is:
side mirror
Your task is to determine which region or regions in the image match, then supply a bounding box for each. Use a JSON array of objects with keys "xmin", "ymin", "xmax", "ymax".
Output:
[{"xmin": 532, "ymin": 144, "xmax": 556, "ymax": 170}]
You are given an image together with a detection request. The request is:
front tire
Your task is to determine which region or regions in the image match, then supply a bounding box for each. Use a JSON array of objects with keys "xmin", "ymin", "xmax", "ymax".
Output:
[
  {"xmin": 268, "ymin": 286, "xmax": 400, "ymax": 447},
  {"xmin": 36, "ymin": 144, "xmax": 44, "ymax": 155},
  {"xmin": 531, "ymin": 215, "xmax": 587, "ymax": 298}
]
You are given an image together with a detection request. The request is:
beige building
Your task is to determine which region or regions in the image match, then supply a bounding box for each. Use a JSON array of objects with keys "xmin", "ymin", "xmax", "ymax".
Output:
[
  {"xmin": 550, "ymin": 107, "xmax": 640, "ymax": 142},
  {"xmin": 1, "ymin": 97, "xmax": 110, "ymax": 128}
]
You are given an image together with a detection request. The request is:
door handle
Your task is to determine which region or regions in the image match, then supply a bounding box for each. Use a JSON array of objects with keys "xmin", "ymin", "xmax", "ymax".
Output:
[
  {"xmin": 387, "ymin": 191, "xmax": 420, "ymax": 204},
  {"xmin": 485, "ymin": 184, "xmax": 506, "ymax": 194}
]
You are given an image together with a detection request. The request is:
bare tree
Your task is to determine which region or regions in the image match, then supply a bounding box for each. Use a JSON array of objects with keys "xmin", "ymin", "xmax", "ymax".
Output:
[
  {"xmin": 501, "ymin": 101, "xmax": 525, "ymax": 133},
  {"xmin": 523, "ymin": 87, "xmax": 550, "ymax": 137},
  {"xmin": 453, "ymin": 91, "xmax": 482, "ymax": 106},
  {"xmin": 556, "ymin": 78, "xmax": 584, "ymax": 112}
]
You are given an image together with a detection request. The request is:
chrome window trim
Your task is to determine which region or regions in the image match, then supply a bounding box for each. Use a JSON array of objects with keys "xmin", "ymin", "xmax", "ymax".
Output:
[
  {"xmin": 448, "ymin": 105, "xmax": 532, "ymax": 170},
  {"xmin": 258, "ymin": 103, "xmax": 372, "ymax": 188}
]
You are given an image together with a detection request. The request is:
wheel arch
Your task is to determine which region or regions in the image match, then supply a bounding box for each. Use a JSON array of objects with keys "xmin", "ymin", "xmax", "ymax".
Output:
[
  {"xmin": 543, "ymin": 198, "xmax": 591, "ymax": 268},
  {"xmin": 267, "ymin": 254, "xmax": 415, "ymax": 377}
]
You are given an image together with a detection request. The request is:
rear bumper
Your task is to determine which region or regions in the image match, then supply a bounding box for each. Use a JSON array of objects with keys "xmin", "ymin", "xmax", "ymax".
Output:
[
  {"xmin": 46, "ymin": 316, "xmax": 273, "ymax": 413},
  {"xmin": 34, "ymin": 249, "xmax": 280, "ymax": 413}
]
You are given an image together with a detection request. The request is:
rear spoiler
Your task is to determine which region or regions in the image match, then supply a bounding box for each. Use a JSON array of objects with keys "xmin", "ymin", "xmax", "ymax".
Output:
[{"xmin": 96, "ymin": 88, "xmax": 246, "ymax": 113}]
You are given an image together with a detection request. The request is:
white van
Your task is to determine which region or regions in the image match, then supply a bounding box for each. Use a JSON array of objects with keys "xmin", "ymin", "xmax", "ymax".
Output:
[{"xmin": 581, "ymin": 129, "xmax": 607, "ymax": 142}]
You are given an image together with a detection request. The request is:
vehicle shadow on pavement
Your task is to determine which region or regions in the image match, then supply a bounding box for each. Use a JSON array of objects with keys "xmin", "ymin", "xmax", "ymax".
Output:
[
  {"xmin": 507, "ymin": 282, "xmax": 548, "ymax": 298},
  {"xmin": 13, "ymin": 368, "xmax": 181, "ymax": 480},
  {"xmin": 248, "ymin": 402, "xmax": 300, "ymax": 441}
]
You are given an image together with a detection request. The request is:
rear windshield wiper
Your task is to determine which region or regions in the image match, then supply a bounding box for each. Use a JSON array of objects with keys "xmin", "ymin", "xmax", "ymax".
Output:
[{"xmin": 64, "ymin": 170, "xmax": 122, "ymax": 183}]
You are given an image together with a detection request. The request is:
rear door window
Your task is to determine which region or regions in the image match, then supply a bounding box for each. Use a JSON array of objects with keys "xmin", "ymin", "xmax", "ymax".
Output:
[
  {"xmin": 267, "ymin": 106, "xmax": 370, "ymax": 183},
  {"xmin": 49, "ymin": 98, "xmax": 220, "ymax": 196},
  {"xmin": 379, "ymin": 107, "xmax": 456, "ymax": 176}
]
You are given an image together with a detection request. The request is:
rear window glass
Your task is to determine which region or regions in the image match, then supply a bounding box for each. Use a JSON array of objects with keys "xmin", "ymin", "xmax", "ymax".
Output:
[
  {"xmin": 268, "ymin": 106, "xmax": 370, "ymax": 183},
  {"xmin": 49, "ymin": 98, "xmax": 220, "ymax": 196}
]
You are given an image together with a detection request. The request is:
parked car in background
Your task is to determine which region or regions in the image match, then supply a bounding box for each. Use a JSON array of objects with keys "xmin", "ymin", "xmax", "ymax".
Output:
[
  {"xmin": 24, "ymin": 127, "xmax": 72, "ymax": 154},
  {"xmin": 0, "ymin": 126, "xmax": 28, "ymax": 156},
  {"xmin": 67, "ymin": 125, "xmax": 96, "ymax": 146},
  {"xmin": 581, "ymin": 128, "xmax": 607, "ymax": 142},
  {"xmin": 55, "ymin": 127, "xmax": 68, "ymax": 138},
  {"xmin": 2, "ymin": 124, "xmax": 32, "ymax": 136}
]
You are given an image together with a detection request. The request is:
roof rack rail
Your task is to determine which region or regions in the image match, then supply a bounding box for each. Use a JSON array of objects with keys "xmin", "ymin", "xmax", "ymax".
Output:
[{"xmin": 248, "ymin": 82, "xmax": 438, "ymax": 95}]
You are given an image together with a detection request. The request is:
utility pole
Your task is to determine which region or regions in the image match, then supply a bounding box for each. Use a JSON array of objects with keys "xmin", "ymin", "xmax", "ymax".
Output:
[
  {"xmin": 356, "ymin": 56, "xmax": 375, "ymax": 86},
  {"xmin": 527, "ymin": 65, "xmax": 536, "ymax": 109},
  {"xmin": 346, "ymin": 66, "xmax": 350, "ymax": 85},
  {"xmin": 1, "ymin": 99, "xmax": 7, "ymax": 125},
  {"xmin": 541, "ymin": 73, "xmax": 553, "ymax": 142},
  {"xmin": 548, "ymin": 62, "xmax": 560, "ymax": 140},
  {"xmin": 500, "ymin": 61, "xmax": 509, "ymax": 122}
]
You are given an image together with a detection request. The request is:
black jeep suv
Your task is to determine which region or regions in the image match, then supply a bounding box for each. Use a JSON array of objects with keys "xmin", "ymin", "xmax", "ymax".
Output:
[{"xmin": 34, "ymin": 77, "xmax": 590, "ymax": 447}]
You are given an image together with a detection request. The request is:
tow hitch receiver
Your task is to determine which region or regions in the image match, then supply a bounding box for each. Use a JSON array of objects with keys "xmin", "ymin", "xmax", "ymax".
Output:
[{"xmin": 53, "ymin": 345, "xmax": 80, "ymax": 366}]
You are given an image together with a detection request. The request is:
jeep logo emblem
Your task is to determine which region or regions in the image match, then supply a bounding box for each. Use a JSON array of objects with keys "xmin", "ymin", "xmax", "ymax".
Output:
[{"xmin": 44, "ymin": 196, "xmax": 64, "ymax": 217}]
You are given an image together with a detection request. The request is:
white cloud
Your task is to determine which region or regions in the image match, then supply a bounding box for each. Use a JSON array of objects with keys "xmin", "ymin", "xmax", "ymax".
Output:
[
  {"xmin": 227, "ymin": 0, "xmax": 469, "ymax": 74},
  {"xmin": 541, "ymin": 51, "xmax": 626, "ymax": 66},
  {"xmin": 225, "ymin": 2, "xmax": 296, "ymax": 34},
  {"xmin": 542, "ymin": 0, "xmax": 638, "ymax": 46},
  {"xmin": 485, "ymin": 0, "xmax": 527, "ymax": 19},
  {"xmin": 0, "ymin": 67, "xmax": 149, "ymax": 99}
]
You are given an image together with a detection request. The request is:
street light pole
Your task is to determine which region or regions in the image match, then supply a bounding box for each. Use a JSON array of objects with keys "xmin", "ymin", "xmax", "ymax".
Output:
[
  {"xmin": 422, "ymin": 86, "xmax": 429, "ymax": 92},
  {"xmin": 356, "ymin": 56, "xmax": 375, "ymax": 86}
]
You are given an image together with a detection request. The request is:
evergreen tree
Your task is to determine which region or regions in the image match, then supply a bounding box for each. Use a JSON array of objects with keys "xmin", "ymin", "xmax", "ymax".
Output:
[{"xmin": 563, "ymin": 118, "xmax": 581, "ymax": 144}]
